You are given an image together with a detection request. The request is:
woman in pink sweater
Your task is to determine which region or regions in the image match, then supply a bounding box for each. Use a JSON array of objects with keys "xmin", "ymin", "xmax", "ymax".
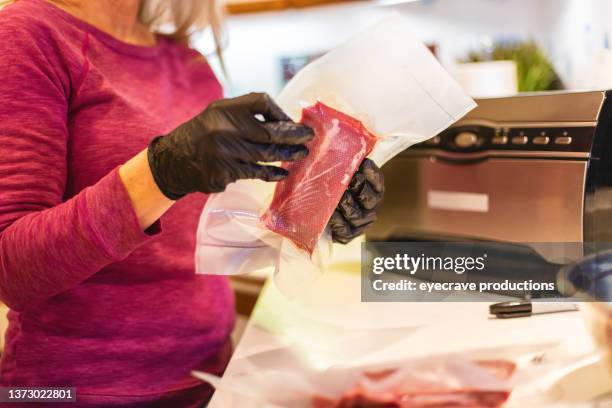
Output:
[{"xmin": 0, "ymin": 0, "xmax": 384, "ymax": 406}]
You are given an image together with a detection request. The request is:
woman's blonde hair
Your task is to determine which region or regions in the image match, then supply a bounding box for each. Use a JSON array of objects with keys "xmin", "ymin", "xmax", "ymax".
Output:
[
  {"xmin": 0, "ymin": 1, "xmax": 223, "ymax": 53},
  {"xmin": 141, "ymin": 0, "xmax": 225, "ymax": 68},
  {"xmin": 140, "ymin": 0, "xmax": 223, "ymax": 47}
]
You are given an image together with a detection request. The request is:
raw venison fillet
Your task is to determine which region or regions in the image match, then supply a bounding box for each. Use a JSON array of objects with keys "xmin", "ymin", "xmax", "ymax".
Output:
[
  {"xmin": 312, "ymin": 360, "xmax": 515, "ymax": 408},
  {"xmin": 262, "ymin": 102, "xmax": 378, "ymax": 254}
]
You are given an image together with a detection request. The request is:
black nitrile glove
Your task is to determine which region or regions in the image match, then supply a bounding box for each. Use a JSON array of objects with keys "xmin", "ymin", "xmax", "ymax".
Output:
[
  {"xmin": 328, "ymin": 159, "xmax": 385, "ymax": 244},
  {"xmin": 148, "ymin": 93, "xmax": 314, "ymax": 199}
]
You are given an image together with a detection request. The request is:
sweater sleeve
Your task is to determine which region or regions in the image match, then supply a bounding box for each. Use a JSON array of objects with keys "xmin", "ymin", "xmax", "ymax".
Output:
[{"xmin": 0, "ymin": 19, "xmax": 154, "ymax": 312}]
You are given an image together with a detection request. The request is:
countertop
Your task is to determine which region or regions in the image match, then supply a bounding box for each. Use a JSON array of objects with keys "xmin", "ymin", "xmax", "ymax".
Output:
[{"xmin": 207, "ymin": 240, "xmax": 612, "ymax": 407}]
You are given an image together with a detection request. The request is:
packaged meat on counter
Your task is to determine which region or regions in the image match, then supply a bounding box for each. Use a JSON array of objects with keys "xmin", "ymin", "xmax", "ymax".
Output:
[
  {"xmin": 194, "ymin": 342, "xmax": 612, "ymax": 407},
  {"xmin": 311, "ymin": 359, "xmax": 515, "ymax": 408}
]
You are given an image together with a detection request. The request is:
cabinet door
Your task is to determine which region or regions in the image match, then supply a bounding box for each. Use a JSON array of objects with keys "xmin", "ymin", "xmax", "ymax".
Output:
[
  {"xmin": 226, "ymin": 0, "xmax": 288, "ymax": 14},
  {"xmin": 226, "ymin": 0, "xmax": 352, "ymax": 14}
]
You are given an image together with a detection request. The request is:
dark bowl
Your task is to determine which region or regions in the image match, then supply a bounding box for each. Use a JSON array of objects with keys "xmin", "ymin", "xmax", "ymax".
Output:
[{"xmin": 558, "ymin": 251, "xmax": 612, "ymax": 371}]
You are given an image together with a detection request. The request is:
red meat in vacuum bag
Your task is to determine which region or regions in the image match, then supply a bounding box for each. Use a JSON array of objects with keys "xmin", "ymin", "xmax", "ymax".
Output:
[
  {"xmin": 312, "ymin": 360, "xmax": 515, "ymax": 408},
  {"xmin": 262, "ymin": 102, "xmax": 379, "ymax": 254}
]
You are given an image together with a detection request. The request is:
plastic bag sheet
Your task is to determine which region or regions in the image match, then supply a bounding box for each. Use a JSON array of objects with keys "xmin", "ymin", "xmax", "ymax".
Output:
[
  {"xmin": 195, "ymin": 357, "xmax": 513, "ymax": 408},
  {"xmin": 196, "ymin": 13, "xmax": 476, "ymax": 282},
  {"xmin": 195, "ymin": 343, "xmax": 592, "ymax": 408},
  {"xmin": 276, "ymin": 14, "xmax": 475, "ymax": 167}
]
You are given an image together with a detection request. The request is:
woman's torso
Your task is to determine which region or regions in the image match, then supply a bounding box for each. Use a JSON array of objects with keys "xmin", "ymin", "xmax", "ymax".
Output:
[{"xmin": 0, "ymin": 0, "xmax": 235, "ymax": 400}]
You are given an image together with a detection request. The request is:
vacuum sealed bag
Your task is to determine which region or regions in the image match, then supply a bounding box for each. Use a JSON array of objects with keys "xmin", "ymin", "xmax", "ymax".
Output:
[
  {"xmin": 195, "ymin": 342, "xmax": 609, "ymax": 408},
  {"xmin": 194, "ymin": 354, "xmax": 515, "ymax": 408},
  {"xmin": 312, "ymin": 358, "xmax": 515, "ymax": 408},
  {"xmin": 262, "ymin": 102, "xmax": 379, "ymax": 255},
  {"xmin": 196, "ymin": 13, "xmax": 476, "ymax": 280}
]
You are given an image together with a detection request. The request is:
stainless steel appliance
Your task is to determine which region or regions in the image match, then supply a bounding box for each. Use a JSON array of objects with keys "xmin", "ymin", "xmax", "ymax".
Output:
[{"xmin": 368, "ymin": 90, "xmax": 612, "ymax": 245}]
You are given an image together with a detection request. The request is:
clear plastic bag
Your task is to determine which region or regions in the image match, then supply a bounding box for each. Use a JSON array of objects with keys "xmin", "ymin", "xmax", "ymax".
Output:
[
  {"xmin": 195, "ymin": 13, "xmax": 476, "ymax": 283},
  {"xmin": 196, "ymin": 343, "xmax": 611, "ymax": 408},
  {"xmin": 195, "ymin": 356, "xmax": 514, "ymax": 408}
]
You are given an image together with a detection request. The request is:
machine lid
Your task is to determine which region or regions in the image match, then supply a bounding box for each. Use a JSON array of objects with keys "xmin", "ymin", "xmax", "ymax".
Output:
[{"xmin": 463, "ymin": 90, "xmax": 606, "ymax": 124}]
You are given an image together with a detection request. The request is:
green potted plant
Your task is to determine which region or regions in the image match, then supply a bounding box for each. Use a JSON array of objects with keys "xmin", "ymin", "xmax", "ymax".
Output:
[{"xmin": 461, "ymin": 40, "xmax": 562, "ymax": 93}]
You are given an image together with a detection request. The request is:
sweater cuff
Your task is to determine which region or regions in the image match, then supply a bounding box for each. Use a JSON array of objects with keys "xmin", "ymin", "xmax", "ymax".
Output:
[{"xmin": 82, "ymin": 167, "xmax": 161, "ymax": 261}]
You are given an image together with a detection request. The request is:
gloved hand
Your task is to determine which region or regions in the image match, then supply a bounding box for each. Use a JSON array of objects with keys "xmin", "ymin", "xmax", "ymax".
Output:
[
  {"xmin": 328, "ymin": 159, "xmax": 385, "ymax": 244},
  {"xmin": 148, "ymin": 93, "xmax": 314, "ymax": 199}
]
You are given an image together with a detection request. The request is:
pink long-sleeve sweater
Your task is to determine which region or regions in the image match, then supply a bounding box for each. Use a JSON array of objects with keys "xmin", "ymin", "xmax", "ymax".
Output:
[{"xmin": 0, "ymin": 1, "xmax": 235, "ymax": 406}]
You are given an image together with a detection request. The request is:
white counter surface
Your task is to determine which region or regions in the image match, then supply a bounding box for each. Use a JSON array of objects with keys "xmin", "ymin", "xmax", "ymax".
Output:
[{"xmin": 207, "ymin": 241, "xmax": 612, "ymax": 407}]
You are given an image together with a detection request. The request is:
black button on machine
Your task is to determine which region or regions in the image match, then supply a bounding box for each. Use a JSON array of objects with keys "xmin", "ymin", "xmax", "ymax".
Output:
[
  {"xmin": 512, "ymin": 135, "xmax": 529, "ymax": 145},
  {"xmin": 533, "ymin": 136, "xmax": 550, "ymax": 145},
  {"xmin": 491, "ymin": 136, "xmax": 508, "ymax": 145},
  {"xmin": 454, "ymin": 131, "xmax": 478, "ymax": 148},
  {"xmin": 555, "ymin": 136, "xmax": 572, "ymax": 145}
]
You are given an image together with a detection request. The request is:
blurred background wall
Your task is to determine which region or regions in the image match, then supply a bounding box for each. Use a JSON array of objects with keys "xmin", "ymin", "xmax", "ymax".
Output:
[{"xmin": 195, "ymin": 0, "xmax": 612, "ymax": 96}]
